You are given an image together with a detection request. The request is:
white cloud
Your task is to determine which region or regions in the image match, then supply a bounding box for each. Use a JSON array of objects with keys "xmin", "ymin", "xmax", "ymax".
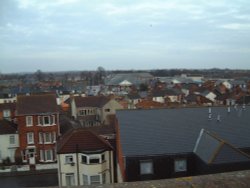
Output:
[
  {"xmin": 219, "ymin": 23, "xmax": 250, "ymax": 30},
  {"xmin": 17, "ymin": 0, "xmax": 80, "ymax": 10}
]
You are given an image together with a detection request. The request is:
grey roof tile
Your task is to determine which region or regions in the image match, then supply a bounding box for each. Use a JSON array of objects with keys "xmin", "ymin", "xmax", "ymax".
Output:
[{"xmin": 116, "ymin": 106, "xmax": 250, "ymax": 157}]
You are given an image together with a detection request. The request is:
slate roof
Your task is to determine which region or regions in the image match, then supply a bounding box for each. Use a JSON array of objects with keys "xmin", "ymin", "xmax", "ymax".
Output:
[
  {"xmin": 116, "ymin": 106, "xmax": 250, "ymax": 157},
  {"xmin": 194, "ymin": 129, "xmax": 250, "ymax": 164},
  {"xmin": 16, "ymin": 94, "xmax": 59, "ymax": 115},
  {"xmin": 0, "ymin": 120, "xmax": 17, "ymax": 134},
  {"xmin": 57, "ymin": 128, "xmax": 113, "ymax": 154},
  {"xmin": 74, "ymin": 96, "xmax": 110, "ymax": 108}
]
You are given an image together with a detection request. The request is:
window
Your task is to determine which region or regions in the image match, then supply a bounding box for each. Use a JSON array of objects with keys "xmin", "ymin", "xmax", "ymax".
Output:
[
  {"xmin": 43, "ymin": 116, "xmax": 50, "ymax": 125},
  {"xmin": 90, "ymin": 175, "xmax": 100, "ymax": 185},
  {"xmin": 3, "ymin": 110, "xmax": 11, "ymax": 118},
  {"xmin": 40, "ymin": 150, "xmax": 44, "ymax": 161},
  {"xmin": 82, "ymin": 174, "xmax": 88, "ymax": 185},
  {"xmin": 9, "ymin": 135, "xmax": 15, "ymax": 145},
  {"xmin": 82, "ymin": 155, "xmax": 87, "ymax": 164},
  {"xmin": 39, "ymin": 132, "xmax": 43, "ymax": 144},
  {"xmin": 175, "ymin": 159, "xmax": 187, "ymax": 172},
  {"xmin": 65, "ymin": 155, "xmax": 74, "ymax": 164},
  {"xmin": 38, "ymin": 116, "xmax": 43, "ymax": 125},
  {"xmin": 26, "ymin": 116, "xmax": 33, "ymax": 126},
  {"xmin": 102, "ymin": 173, "xmax": 106, "ymax": 184},
  {"xmin": 140, "ymin": 160, "xmax": 153, "ymax": 175},
  {"xmin": 89, "ymin": 156, "xmax": 100, "ymax": 164},
  {"xmin": 105, "ymin": 109, "xmax": 110, "ymax": 112},
  {"xmin": 27, "ymin": 132, "xmax": 34, "ymax": 144},
  {"xmin": 51, "ymin": 115, "xmax": 56, "ymax": 125},
  {"xmin": 79, "ymin": 109, "xmax": 86, "ymax": 116},
  {"xmin": 81, "ymin": 154, "xmax": 106, "ymax": 164},
  {"xmin": 65, "ymin": 173, "xmax": 75, "ymax": 186},
  {"xmin": 44, "ymin": 132, "xmax": 52, "ymax": 143},
  {"xmin": 45, "ymin": 150, "xmax": 53, "ymax": 161},
  {"xmin": 52, "ymin": 132, "xmax": 56, "ymax": 142},
  {"xmin": 101, "ymin": 154, "xmax": 105, "ymax": 162}
]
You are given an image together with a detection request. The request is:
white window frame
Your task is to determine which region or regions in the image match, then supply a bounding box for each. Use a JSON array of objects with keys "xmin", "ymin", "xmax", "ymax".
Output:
[
  {"xmin": 3, "ymin": 109, "xmax": 11, "ymax": 118},
  {"xmin": 40, "ymin": 150, "xmax": 44, "ymax": 161},
  {"xmin": 43, "ymin": 116, "xmax": 51, "ymax": 126},
  {"xmin": 174, "ymin": 159, "xmax": 187, "ymax": 172},
  {"xmin": 90, "ymin": 175, "xmax": 101, "ymax": 185},
  {"xmin": 27, "ymin": 132, "xmax": 34, "ymax": 144},
  {"xmin": 44, "ymin": 149, "xmax": 53, "ymax": 161},
  {"xmin": 82, "ymin": 174, "xmax": 88, "ymax": 185},
  {"xmin": 39, "ymin": 132, "xmax": 43, "ymax": 144},
  {"xmin": 9, "ymin": 135, "xmax": 15, "ymax": 145},
  {"xmin": 26, "ymin": 116, "xmax": 33, "ymax": 126},
  {"xmin": 51, "ymin": 115, "xmax": 56, "ymax": 125},
  {"xmin": 44, "ymin": 132, "xmax": 52, "ymax": 144},
  {"xmin": 52, "ymin": 132, "xmax": 56, "ymax": 143},
  {"xmin": 65, "ymin": 173, "xmax": 75, "ymax": 186},
  {"xmin": 65, "ymin": 155, "xmax": 74, "ymax": 164},
  {"xmin": 79, "ymin": 109, "xmax": 86, "ymax": 116},
  {"xmin": 38, "ymin": 116, "xmax": 43, "ymax": 125},
  {"xmin": 140, "ymin": 160, "xmax": 153, "ymax": 175},
  {"xmin": 81, "ymin": 153, "xmax": 105, "ymax": 164}
]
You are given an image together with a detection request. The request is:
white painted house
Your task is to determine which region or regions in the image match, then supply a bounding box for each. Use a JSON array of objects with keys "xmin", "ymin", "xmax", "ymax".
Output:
[
  {"xmin": 0, "ymin": 120, "xmax": 19, "ymax": 163},
  {"xmin": 57, "ymin": 129, "xmax": 114, "ymax": 187}
]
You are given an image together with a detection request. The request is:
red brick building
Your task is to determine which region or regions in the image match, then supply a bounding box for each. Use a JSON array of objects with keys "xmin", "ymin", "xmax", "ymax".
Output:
[{"xmin": 16, "ymin": 94, "xmax": 60, "ymax": 165}]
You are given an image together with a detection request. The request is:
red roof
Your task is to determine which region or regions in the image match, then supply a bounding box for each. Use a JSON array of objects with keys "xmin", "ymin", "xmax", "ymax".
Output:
[
  {"xmin": 136, "ymin": 99, "xmax": 165, "ymax": 109},
  {"xmin": 57, "ymin": 129, "xmax": 113, "ymax": 154},
  {"xmin": 16, "ymin": 94, "xmax": 59, "ymax": 115},
  {"xmin": 74, "ymin": 96, "xmax": 110, "ymax": 108}
]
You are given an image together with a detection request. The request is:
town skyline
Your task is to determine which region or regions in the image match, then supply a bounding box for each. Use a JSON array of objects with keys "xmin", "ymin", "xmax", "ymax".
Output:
[{"xmin": 1, "ymin": 0, "xmax": 250, "ymax": 73}]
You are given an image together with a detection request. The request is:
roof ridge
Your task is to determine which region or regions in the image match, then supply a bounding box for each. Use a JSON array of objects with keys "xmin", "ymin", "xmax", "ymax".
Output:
[{"xmin": 88, "ymin": 130, "xmax": 113, "ymax": 150}]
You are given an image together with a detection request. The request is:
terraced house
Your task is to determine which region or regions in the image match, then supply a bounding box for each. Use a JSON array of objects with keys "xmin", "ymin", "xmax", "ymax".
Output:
[
  {"xmin": 57, "ymin": 128, "xmax": 114, "ymax": 186},
  {"xmin": 16, "ymin": 93, "xmax": 60, "ymax": 168}
]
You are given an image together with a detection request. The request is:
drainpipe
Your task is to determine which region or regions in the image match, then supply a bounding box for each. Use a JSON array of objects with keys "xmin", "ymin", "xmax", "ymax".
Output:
[
  {"xmin": 58, "ymin": 154, "xmax": 62, "ymax": 187},
  {"xmin": 76, "ymin": 144, "xmax": 80, "ymax": 186}
]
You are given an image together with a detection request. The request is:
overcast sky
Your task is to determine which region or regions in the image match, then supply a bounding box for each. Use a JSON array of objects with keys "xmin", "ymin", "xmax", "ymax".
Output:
[{"xmin": 1, "ymin": 0, "xmax": 250, "ymax": 73}]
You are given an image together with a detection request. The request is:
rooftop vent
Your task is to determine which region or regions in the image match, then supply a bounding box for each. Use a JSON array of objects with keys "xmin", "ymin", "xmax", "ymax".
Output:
[
  {"xmin": 243, "ymin": 103, "xmax": 246, "ymax": 110},
  {"xmin": 208, "ymin": 107, "xmax": 212, "ymax": 114},
  {"xmin": 217, "ymin": 114, "xmax": 221, "ymax": 122},
  {"xmin": 208, "ymin": 113, "xmax": 212, "ymax": 120}
]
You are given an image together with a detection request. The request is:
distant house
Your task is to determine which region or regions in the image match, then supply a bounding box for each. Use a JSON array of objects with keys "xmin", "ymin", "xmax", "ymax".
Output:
[
  {"xmin": 230, "ymin": 80, "xmax": 247, "ymax": 89},
  {"xmin": 0, "ymin": 103, "xmax": 16, "ymax": 121},
  {"xmin": 135, "ymin": 99, "xmax": 165, "ymax": 109},
  {"xmin": 16, "ymin": 94, "xmax": 60, "ymax": 167},
  {"xmin": 151, "ymin": 90, "xmax": 166, "ymax": 103},
  {"xmin": 126, "ymin": 93, "xmax": 141, "ymax": 109},
  {"xmin": 105, "ymin": 73, "xmax": 153, "ymax": 87},
  {"xmin": 57, "ymin": 129, "xmax": 114, "ymax": 186},
  {"xmin": 0, "ymin": 120, "xmax": 19, "ymax": 163},
  {"xmin": 0, "ymin": 93, "xmax": 16, "ymax": 104},
  {"xmin": 71, "ymin": 96, "xmax": 123, "ymax": 126},
  {"xmin": 115, "ymin": 107, "xmax": 250, "ymax": 182}
]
